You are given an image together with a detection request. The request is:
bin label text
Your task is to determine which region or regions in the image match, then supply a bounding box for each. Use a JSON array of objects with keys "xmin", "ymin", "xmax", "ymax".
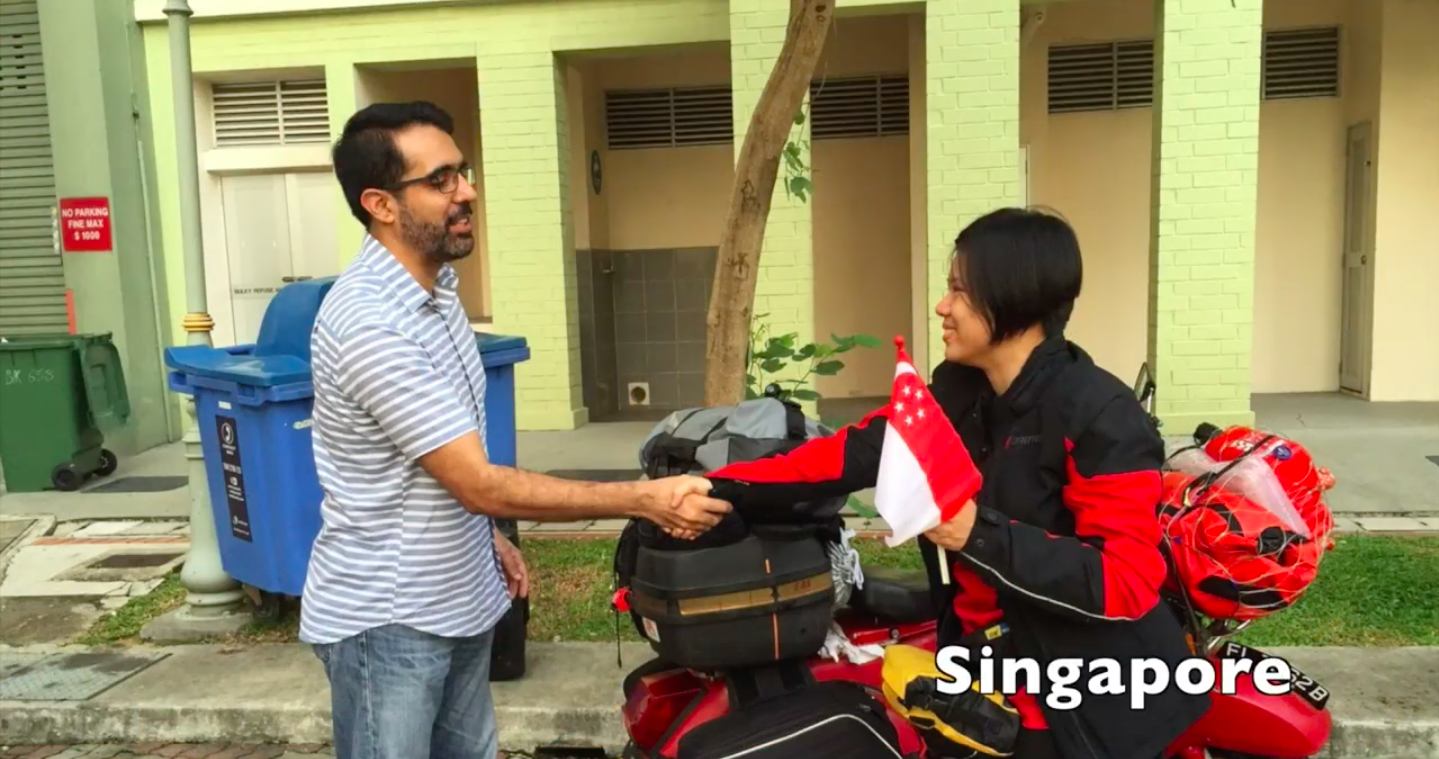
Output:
[
  {"xmin": 3, "ymin": 368, "xmax": 57, "ymax": 386},
  {"xmin": 216, "ymin": 415, "xmax": 253, "ymax": 543}
]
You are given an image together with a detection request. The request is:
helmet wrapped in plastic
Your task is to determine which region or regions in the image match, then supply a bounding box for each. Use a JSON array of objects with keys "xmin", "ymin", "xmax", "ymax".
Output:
[{"xmin": 1158, "ymin": 426, "xmax": 1337, "ymax": 621}]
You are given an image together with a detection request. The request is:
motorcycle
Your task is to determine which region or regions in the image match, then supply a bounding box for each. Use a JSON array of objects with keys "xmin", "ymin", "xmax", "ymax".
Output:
[{"xmin": 618, "ymin": 366, "xmax": 1334, "ymax": 759}]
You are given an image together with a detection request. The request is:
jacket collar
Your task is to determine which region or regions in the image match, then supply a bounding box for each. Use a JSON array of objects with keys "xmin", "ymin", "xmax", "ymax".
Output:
[
  {"xmin": 357, "ymin": 233, "xmax": 460, "ymax": 313},
  {"xmin": 992, "ymin": 335, "xmax": 1074, "ymax": 416}
]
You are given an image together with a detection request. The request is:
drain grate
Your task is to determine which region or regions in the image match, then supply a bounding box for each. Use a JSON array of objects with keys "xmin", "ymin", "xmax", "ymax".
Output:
[
  {"xmin": 84, "ymin": 476, "xmax": 189, "ymax": 494},
  {"xmin": 0, "ymin": 651, "xmax": 168, "ymax": 700},
  {"xmin": 87, "ymin": 551, "xmax": 183, "ymax": 569},
  {"xmin": 544, "ymin": 469, "xmax": 643, "ymax": 482}
]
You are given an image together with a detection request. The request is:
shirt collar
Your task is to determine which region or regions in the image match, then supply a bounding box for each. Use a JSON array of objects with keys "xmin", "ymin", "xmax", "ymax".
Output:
[{"xmin": 358, "ymin": 234, "xmax": 459, "ymax": 313}]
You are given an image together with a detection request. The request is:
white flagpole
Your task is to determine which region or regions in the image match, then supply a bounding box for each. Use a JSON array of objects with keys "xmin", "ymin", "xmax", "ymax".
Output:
[{"xmin": 938, "ymin": 546, "xmax": 950, "ymax": 585}]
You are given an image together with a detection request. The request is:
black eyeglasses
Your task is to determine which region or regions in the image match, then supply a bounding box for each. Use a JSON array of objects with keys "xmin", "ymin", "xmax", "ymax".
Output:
[{"xmin": 388, "ymin": 164, "xmax": 475, "ymax": 195}]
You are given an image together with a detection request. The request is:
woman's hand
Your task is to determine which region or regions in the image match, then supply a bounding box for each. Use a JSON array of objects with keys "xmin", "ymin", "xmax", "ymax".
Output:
[{"xmin": 924, "ymin": 500, "xmax": 978, "ymax": 551}]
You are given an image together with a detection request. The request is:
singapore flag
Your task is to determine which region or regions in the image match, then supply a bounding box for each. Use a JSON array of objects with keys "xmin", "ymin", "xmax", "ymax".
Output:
[{"xmin": 874, "ymin": 336, "xmax": 984, "ymax": 548}]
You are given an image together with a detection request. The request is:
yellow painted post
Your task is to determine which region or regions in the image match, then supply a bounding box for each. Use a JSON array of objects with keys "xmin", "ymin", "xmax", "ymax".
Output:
[{"xmin": 1148, "ymin": 0, "xmax": 1263, "ymax": 431}]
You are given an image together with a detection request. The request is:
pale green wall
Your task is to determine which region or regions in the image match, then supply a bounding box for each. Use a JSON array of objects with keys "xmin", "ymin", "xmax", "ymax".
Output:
[
  {"xmin": 38, "ymin": 0, "xmax": 175, "ymax": 454},
  {"xmin": 134, "ymin": 0, "xmax": 1273, "ymax": 431},
  {"xmin": 139, "ymin": 0, "xmax": 730, "ymax": 430}
]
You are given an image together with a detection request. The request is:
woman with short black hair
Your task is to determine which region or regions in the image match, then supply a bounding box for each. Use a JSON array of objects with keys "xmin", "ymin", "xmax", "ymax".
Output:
[{"xmin": 705, "ymin": 207, "xmax": 1208, "ymax": 759}]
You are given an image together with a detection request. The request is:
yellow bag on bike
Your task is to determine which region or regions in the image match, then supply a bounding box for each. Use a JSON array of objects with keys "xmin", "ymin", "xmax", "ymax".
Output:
[{"xmin": 880, "ymin": 644, "xmax": 1022, "ymax": 758}]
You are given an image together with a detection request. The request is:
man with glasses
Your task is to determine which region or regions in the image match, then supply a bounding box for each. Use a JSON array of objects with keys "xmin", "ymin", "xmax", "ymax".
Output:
[{"xmin": 303, "ymin": 101, "xmax": 731, "ymax": 759}]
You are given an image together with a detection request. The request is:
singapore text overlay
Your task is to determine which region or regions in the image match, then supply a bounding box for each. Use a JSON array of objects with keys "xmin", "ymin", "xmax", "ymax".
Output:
[{"xmin": 934, "ymin": 645, "xmax": 1315, "ymax": 710}]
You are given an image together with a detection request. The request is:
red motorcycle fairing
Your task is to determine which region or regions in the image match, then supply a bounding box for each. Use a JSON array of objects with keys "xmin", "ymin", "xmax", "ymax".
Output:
[{"xmin": 1164, "ymin": 653, "xmax": 1333, "ymax": 759}]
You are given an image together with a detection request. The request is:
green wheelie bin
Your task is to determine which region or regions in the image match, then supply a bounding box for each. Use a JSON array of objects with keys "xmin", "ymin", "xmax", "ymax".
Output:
[{"xmin": 0, "ymin": 333, "xmax": 131, "ymax": 492}]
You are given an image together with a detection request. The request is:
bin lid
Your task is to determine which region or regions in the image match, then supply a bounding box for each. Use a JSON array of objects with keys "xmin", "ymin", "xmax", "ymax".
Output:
[
  {"xmin": 474, "ymin": 332, "xmax": 530, "ymax": 368},
  {"xmin": 80, "ymin": 335, "xmax": 132, "ymax": 432},
  {"xmin": 254, "ymin": 277, "xmax": 336, "ymax": 362},
  {"xmin": 166, "ymin": 345, "xmax": 311, "ymax": 388},
  {"xmin": 0, "ymin": 333, "xmax": 88, "ymax": 351},
  {"xmin": 475, "ymin": 333, "xmax": 527, "ymax": 354}
]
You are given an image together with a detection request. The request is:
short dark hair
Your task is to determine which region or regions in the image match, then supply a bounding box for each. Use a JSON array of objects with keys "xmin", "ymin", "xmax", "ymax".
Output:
[
  {"xmin": 331, "ymin": 101, "xmax": 455, "ymax": 228},
  {"xmin": 951, "ymin": 206, "xmax": 1083, "ymax": 344}
]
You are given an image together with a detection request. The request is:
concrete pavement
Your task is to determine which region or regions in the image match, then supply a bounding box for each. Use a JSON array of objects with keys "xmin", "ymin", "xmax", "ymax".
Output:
[{"xmin": 0, "ymin": 642, "xmax": 1436, "ymax": 758}]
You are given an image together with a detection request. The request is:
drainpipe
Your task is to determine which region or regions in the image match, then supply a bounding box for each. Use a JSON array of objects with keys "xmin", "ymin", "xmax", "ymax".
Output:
[{"xmin": 160, "ymin": 0, "xmax": 248, "ymax": 626}]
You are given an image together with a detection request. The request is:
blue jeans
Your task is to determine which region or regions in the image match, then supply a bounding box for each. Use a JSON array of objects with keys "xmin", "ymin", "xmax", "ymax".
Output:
[{"xmin": 313, "ymin": 624, "xmax": 498, "ymax": 759}]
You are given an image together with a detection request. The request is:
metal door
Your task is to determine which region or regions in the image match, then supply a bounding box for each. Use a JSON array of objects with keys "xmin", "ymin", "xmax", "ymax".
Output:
[
  {"xmin": 1339, "ymin": 122, "xmax": 1374, "ymax": 395},
  {"xmin": 0, "ymin": 0, "xmax": 65, "ymax": 334}
]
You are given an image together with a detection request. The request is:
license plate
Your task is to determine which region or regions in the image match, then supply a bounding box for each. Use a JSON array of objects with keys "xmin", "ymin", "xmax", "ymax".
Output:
[{"xmin": 1216, "ymin": 641, "xmax": 1331, "ymax": 710}]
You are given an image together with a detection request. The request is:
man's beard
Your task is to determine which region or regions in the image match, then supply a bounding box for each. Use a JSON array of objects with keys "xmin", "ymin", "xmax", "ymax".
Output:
[{"xmin": 399, "ymin": 204, "xmax": 475, "ymax": 263}]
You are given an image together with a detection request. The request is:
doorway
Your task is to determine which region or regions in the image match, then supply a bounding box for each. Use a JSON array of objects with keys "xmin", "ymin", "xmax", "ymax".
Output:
[
  {"xmin": 1339, "ymin": 122, "xmax": 1374, "ymax": 396},
  {"xmin": 219, "ymin": 171, "xmax": 339, "ymax": 344}
]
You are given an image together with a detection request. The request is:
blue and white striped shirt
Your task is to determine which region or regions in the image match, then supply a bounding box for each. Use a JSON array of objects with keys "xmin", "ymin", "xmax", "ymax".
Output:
[{"xmin": 299, "ymin": 234, "xmax": 510, "ymax": 645}]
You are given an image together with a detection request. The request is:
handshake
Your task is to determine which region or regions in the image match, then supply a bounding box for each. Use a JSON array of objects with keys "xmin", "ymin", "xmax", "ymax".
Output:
[{"xmin": 634, "ymin": 475, "xmax": 731, "ymax": 541}]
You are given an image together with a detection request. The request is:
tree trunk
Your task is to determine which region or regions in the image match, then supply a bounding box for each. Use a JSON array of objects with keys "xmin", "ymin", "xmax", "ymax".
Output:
[{"xmin": 704, "ymin": 0, "xmax": 834, "ymax": 406}]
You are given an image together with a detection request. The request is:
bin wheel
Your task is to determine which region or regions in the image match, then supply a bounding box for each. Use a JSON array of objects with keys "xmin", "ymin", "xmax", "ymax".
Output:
[
  {"xmin": 51, "ymin": 465, "xmax": 82, "ymax": 492},
  {"xmin": 255, "ymin": 591, "xmax": 284, "ymax": 622},
  {"xmin": 96, "ymin": 449, "xmax": 119, "ymax": 477}
]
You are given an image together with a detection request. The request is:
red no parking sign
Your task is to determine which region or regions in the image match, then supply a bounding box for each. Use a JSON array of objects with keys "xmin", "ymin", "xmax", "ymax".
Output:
[{"xmin": 58, "ymin": 197, "xmax": 113, "ymax": 253}]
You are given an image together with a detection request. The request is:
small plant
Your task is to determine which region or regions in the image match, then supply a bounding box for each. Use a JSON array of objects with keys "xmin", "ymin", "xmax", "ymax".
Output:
[
  {"xmin": 782, "ymin": 108, "xmax": 813, "ymax": 203},
  {"xmin": 744, "ymin": 314, "xmax": 881, "ymax": 402}
]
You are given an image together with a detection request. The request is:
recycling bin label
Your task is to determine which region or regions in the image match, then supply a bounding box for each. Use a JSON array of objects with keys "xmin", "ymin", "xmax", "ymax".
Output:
[{"xmin": 216, "ymin": 415, "xmax": 254, "ymax": 542}]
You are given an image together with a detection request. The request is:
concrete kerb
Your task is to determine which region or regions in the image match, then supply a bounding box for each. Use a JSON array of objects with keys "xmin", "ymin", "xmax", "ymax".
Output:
[{"xmin": 1, "ymin": 643, "xmax": 1437, "ymax": 758}]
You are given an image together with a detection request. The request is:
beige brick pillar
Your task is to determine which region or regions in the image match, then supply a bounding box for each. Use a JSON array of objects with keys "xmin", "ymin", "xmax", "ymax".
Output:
[
  {"xmin": 924, "ymin": 0, "xmax": 1023, "ymax": 371},
  {"xmin": 1148, "ymin": 0, "xmax": 1263, "ymax": 431},
  {"xmin": 728, "ymin": 1, "xmax": 815, "ymax": 392},
  {"xmin": 479, "ymin": 52, "xmax": 586, "ymax": 430}
]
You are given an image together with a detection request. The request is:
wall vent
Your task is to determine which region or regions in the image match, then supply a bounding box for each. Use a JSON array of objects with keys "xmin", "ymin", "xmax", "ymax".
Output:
[
  {"xmin": 1047, "ymin": 39, "xmax": 1154, "ymax": 113},
  {"xmin": 604, "ymin": 86, "xmax": 733, "ymax": 150},
  {"xmin": 809, "ymin": 75, "xmax": 909, "ymax": 140},
  {"xmin": 1263, "ymin": 26, "xmax": 1340, "ymax": 100},
  {"xmin": 212, "ymin": 79, "xmax": 331, "ymax": 147}
]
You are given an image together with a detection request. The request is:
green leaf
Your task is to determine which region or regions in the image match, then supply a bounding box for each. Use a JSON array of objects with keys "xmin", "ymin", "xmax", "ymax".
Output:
[
  {"xmin": 777, "ymin": 333, "xmax": 798, "ymax": 348},
  {"xmin": 793, "ymin": 344, "xmax": 816, "ymax": 360},
  {"xmin": 851, "ymin": 334, "xmax": 883, "ymax": 349},
  {"xmin": 793, "ymin": 109, "xmax": 807, "ymax": 126},
  {"xmin": 791, "ymin": 388, "xmax": 821, "ymax": 401},
  {"xmin": 760, "ymin": 358, "xmax": 785, "ymax": 373},
  {"xmin": 813, "ymin": 360, "xmax": 844, "ymax": 376},
  {"xmin": 831, "ymin": 333, "xmax": 855, "ymax": 350},
  {"xmin": 745, "ymin": 387, "xmax": 760, "ymax": 400},
  {"xmin": 745, "ymin": 373, "xmax": 757, "ymax": 386},
  {"xmin": 812, "ymin": 343, "xmax": 835, "ymax": 358},
  {"xmin": 788, "ymin": 176, "xmax": 813, "ymax": 200}
]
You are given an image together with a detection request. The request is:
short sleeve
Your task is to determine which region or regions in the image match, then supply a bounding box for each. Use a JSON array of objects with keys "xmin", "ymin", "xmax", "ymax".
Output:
[{"xmin": 335, "ymin": 322, "xmax": 478, "ymax": 461}]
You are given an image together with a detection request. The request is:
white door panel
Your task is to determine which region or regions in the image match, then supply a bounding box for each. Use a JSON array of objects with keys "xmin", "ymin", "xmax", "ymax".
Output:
[
  {"xmin": 221, "ymin": 173, "xmax": 292, "ymax": 345},
  {"xmin": 287, "ymin": 172, "xmax": 341, "ymax": 281}
]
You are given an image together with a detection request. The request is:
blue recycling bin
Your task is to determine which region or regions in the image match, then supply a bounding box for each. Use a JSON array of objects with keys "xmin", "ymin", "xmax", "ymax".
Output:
[
  {"xmin": 165, "ymin": 277, "xmax": 535, "ymax": 617},
  {"xmin": 474, "ymin": 332, "xmax": 530, "ymax": 681},
  {"xmin": 474, "ymin": 333, "xmax": 529, "ymax": 467},
  {"xmin": 164, "ymin": 279, "xmax": 334, "ymax": 600}
]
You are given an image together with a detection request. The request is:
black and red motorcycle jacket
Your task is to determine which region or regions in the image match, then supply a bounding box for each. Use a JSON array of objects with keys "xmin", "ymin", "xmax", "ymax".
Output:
[{"xmin": 704, "ymin": 337, "xmax": 1211, "ymax": 759}]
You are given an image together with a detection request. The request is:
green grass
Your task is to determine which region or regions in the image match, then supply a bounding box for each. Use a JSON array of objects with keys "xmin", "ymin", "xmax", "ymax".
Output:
[
  {"xmin": 73, "ymin": 534, "xmax": 1439, "ymax": 648},
  {"xmin": 74, "ymin": 572, "xmax": 187, "ymax": 646},
  {"xmin": 1234, "ymin": 534, "xmax": 1439, "ymax": 647}
]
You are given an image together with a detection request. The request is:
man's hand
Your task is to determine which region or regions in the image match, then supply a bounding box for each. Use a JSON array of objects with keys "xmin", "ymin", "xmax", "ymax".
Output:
[
  {"xmin": 493, "ymin": 528, "xmax": 529, "ymax": 600},
  {"xmin": 924, "ymin": 499, "xmax": 978, "ymax": 551},
  {"xmin": 637, "ymin": 476, "xmax": 731, "ymax": 535}
]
